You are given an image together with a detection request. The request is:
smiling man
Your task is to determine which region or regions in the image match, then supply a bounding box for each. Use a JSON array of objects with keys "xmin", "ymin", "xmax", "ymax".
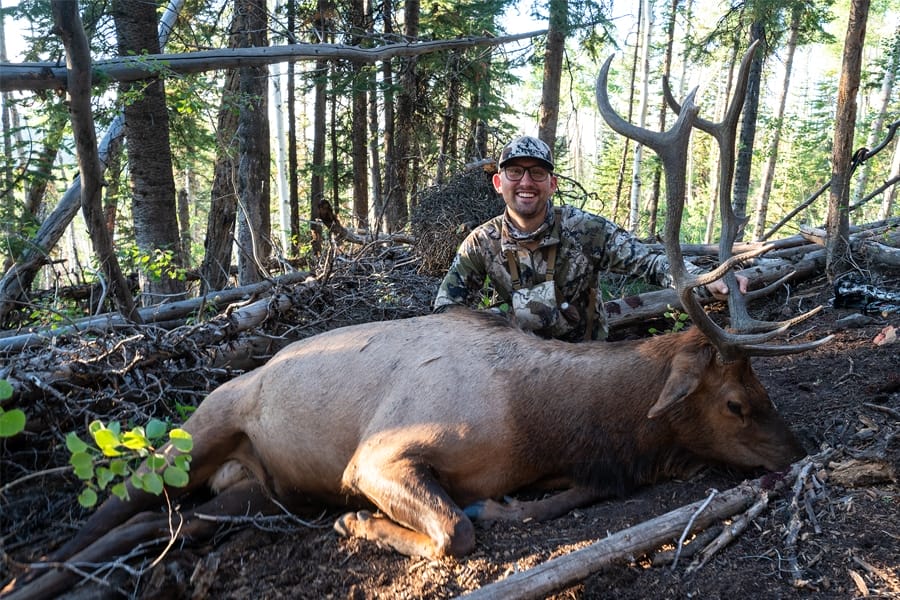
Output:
[{"xmin": 433, "ymin": 135, "xmax": 746, "ymax": 342}]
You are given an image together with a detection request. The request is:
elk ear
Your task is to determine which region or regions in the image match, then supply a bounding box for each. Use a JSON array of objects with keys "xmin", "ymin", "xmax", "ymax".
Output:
[{"xmin": 647, "ymin": 352, "xmax": 706, "ymax": 419}]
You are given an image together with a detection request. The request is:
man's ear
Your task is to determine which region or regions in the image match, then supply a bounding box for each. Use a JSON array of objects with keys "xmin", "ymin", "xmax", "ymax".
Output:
[{"xmin": 492, "ymin": 172, "xmax": 503, "ymax": 193}]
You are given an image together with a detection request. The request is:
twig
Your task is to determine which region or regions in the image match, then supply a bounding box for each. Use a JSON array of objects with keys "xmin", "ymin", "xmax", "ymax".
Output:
[
  {"xmin": 684, "ymin": 490, "xmax": 769, "ymax": 575},
  {"xmin": 784, "ymin": 461, "xmax": 815, "ymax": 586},
  {"xmin": 148, "ymin": 489, "xmax": 183, "ymax": 569},
  {"xmin": 671, "ymin": 488, "xmax": 718, "ymax": 571},
  {"xmin": 835, "ymin": 356, "xmax": 856, "ymax": 386},
  {"xmin": 863, "ymin": 402, "xmax": 900, "ymax": 420},
  {"xmin": 0, "ymin": 465, "xmax": 73, "ymax": 496}
]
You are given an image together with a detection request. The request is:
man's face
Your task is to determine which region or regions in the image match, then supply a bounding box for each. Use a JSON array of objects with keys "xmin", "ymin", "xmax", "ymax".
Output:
[{"xmin": 492, "ymin": 159, "xmax": 558, "ymax": 231}]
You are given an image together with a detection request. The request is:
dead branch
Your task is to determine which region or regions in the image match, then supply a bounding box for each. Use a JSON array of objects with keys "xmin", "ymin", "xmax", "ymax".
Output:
[
  {"xmin": 458, "ymin": 449, "xmax": 834, "ymax": 600},
  {"xmin": 2, "ymin": 277, "xmax": 319, "ymax": 404}
]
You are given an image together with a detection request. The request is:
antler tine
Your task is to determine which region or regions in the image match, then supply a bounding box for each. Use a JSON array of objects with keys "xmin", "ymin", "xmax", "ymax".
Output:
[
  {"xmin": 597, "ymin": 54, "xmax": 724, "ymax": 353},
  {"xmin": 666, "ymin": 41, "xmax": 827, "ymax": 337},
  {"xmin": 596, "ymin": 55, "xmax": 700, "ymax": 167}
]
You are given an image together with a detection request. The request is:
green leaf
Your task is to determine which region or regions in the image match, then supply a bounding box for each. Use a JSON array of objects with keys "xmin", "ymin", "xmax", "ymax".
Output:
[
  {"xmin": 173, "ymin": 454, "xmax": 191, "ymax": 471},
  {"xmin": 69, "ymin": 452, "xmax": 95, "ymax": 480},
  {"xmin": 146, "ymin": 419, "xmax": 167, "ymax": 441},
  {"xmin": 146, "ymin": 453, "xmax": 167, "ymax": 471},
  {"xmin": 110, "ymin": 459, "xmax": 129, "ymax": 476},
  {"xmin": 96, "ymin": 467, "xmax": 114, "ymax": 490},
  {"xmin": 77, "ymin": 488, "xmax": 98, "ymax": 508},
  {"xmin": 111, "ymin": 482, "xmax": 129, "ymax": 501},
  {"xmin": 0, "ymin": 409, "xmax": 25, "ymax": 437},
  {"xmin": 169, "ymin": 428, "xmax": 193, "ymax": 452},
  {"xmin": 163, "ymin": 466, "xmax": 189, "ymax": 488},
  {"xmin": 0, "ymin": 379, "xmax": 13, "ymax": 400},
  {"xmin": 141, "ymin": 472, "xmax": 164, "ymax": 495},
  {"xmin": 65, "ymin": 432, "xmax": 89, "ymax": 454}
]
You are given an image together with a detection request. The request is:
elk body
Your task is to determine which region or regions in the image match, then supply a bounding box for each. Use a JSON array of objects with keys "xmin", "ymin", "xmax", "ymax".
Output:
[{"xmin": 5, "ymin": 308, "xmax": 806, "ymax": 600}]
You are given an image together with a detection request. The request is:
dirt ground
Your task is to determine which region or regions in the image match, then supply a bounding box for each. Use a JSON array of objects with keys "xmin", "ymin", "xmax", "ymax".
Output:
[{"xmin": 2, "ymin": 267, "xmax": 898, "ymax": 600}]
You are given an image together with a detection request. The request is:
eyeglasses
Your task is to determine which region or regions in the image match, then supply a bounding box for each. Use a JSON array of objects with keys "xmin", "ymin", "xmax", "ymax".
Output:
[{"xmin": 502, "ymin": 165, "xmax": 551, "ymax": 182}]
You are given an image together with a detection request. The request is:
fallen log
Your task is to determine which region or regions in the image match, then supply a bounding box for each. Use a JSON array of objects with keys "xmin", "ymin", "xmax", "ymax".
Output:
[{"xmin": 0, "ymin": 270, "xmax": 313, "ymax": 353}]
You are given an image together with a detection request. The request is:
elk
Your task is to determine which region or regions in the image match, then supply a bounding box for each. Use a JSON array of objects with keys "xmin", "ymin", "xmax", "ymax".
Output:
[{"xmin": 3, "ymin": 45, "xmax": 830, "ymax": 600}]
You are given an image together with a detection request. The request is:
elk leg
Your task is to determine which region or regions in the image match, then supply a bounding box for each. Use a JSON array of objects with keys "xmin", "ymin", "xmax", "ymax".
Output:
[
  {"xmin": 4, "ymin": 480, "xmax": 279, "ymax": 600},
  {"xmin": 336, "ymin": 457, "xmax": 475, "ymax": 558},
  {"xmin": 464, "ymin": 485, "xmax": 605, "ymax": 522}
]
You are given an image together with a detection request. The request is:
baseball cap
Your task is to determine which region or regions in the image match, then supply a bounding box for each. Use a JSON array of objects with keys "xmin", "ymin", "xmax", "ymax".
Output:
[{"xmin": 498, "ymin": 136, "xmax": 554, "ymax": 171}]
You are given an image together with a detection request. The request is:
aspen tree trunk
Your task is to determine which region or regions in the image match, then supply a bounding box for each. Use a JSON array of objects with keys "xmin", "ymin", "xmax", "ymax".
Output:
[
  {"xmin": 881, "ymin": 135, "xmax": 900, "ymax": 219},
  {"xmin": 647, "ymin": 0, "xmax": 678, "ymax": 236},
  {"xmin": 628, "ymin": 0, "xmax": 653, "ymax": 234},
  {"xmin": 852, "ymin": 33, "xmax": 898, "ymax": 205}
]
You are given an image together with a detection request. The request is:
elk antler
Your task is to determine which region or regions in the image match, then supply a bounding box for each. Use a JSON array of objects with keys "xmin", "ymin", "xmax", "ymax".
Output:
[
  {"xmin": 661, "ymin": 41, "xmax": 825, "ymax": 337},
  {"xmin": 596, "ymin": 52, "xmax": 832, "ymax": 361}
]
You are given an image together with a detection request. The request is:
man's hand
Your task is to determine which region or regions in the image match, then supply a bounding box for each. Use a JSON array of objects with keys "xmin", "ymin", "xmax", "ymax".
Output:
[{"xmin": 705, "ymin": 273, "xmax": 749, "ymax": 301}]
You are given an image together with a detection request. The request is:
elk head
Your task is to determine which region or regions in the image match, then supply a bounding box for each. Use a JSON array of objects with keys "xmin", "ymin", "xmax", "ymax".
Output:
[{"xmin": 595, "ymin": 44, "xmax": 832, "ymax": 362}]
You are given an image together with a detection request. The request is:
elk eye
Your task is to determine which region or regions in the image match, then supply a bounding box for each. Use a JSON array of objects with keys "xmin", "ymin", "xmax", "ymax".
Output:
[{"xmin": 727, "ymin": 401, "xmax": 743, "ymax": 417}]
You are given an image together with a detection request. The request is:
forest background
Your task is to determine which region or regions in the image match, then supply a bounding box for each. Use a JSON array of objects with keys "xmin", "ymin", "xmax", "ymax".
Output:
[{"xmin": 0, "ymin": 0, "xmax": 898, "ymax": 325}]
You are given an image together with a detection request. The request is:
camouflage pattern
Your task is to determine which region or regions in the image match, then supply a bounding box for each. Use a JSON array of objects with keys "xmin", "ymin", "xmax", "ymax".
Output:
[
  {"xmin": 498, "ymin": 136, "xmax": 554, "ymax": 170},
  {"xmin": 434, "ymin": 201, "xmax": 706, "ymax": 341}
]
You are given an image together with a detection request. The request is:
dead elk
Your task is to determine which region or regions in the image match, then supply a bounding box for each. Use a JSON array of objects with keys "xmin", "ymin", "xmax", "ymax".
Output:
[{"xmin": 6, "ymin": 308, "xmax": 814, "ymax": 600}]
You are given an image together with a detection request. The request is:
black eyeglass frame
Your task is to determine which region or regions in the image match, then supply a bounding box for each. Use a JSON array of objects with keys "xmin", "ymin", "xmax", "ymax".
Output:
[{"xmin": 501, "ymin": 165, "xmax": 552, "ymax": 182}]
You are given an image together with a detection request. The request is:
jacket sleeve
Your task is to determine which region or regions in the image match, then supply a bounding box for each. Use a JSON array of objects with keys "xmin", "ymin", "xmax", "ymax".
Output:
[
  {"xmin": 588, "ymin": 218, "xmax": 705, "ymax": 289},
  {"xmin": 433, "ymin": 236, "xmax": 489, "ymax": 310}
]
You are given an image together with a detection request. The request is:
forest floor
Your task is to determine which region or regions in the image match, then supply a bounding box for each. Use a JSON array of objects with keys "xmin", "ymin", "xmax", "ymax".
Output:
[{"xmin": 1, "ymin": 255, "xmax": 898, "ymax": 600}]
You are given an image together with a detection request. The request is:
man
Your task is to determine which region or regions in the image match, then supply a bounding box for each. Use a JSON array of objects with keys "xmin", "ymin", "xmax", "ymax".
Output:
[{"xmin": 433, "ymin": 135, "xmax": 747, "ymax": 342}]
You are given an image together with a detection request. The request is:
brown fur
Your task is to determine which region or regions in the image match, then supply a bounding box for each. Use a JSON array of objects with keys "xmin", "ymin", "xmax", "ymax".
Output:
[{"xmin": 4, "ymin": 308, "xmax": 804, "ymax": 600}]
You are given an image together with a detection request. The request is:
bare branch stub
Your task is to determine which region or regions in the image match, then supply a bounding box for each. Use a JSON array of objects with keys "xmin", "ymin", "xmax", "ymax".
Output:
[{"xmin": 596, "ymin": 49, "xmax": 832, "ymax": 361}]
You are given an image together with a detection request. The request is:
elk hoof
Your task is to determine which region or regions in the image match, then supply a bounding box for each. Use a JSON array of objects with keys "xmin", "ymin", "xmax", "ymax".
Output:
[{"xmin": 333, "ymin": 510, "xmax": 373, "ymax": 537}]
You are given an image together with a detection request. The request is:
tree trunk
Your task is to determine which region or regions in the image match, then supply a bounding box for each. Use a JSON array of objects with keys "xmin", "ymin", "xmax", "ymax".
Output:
[
  {"xmin": 349, "ymin": 0, "xmax": 368, "ymax": 230},
  {"xmin": 52, "ymin": 0, "xmax": 140, "ymax": 323},
  {"xmin": 287, "ymin": 0, "xmax": 300, "ymax": 256},
  {"xmin": 389, "ymin": 0, "xmax": 419, "ymax": 231},
  {"xmin": 647, "ymin": 0, "xmax": 678, "ymax": 236},
  {"xmin": 199, "ymin": 69, "xmax": 240, "ymax": 294},
  {"xmin": 882, "ymin": 131, "xmax": 900, "ymax": 219},
  {"xmin": 113, "ymin": 0, "xmax": 185, "ymax": 304},
  {"xmin": 538, "ymin": 0, "xmax": 567, "ymax": 150},
  {"xmin": 377, "ymin": 0, "xmax": 396, "ymax": 234},
  {"xmin": 177, "ymin": 187, "xmax": 191, "ymax": 268},
  {"xmin": 827, "ymin": 0, "xmax": 869, "ymax": 279},
  {"xmin": 752, "ymin": 8, "xmax": 800, "ymax": 241},
  {"xmin": 309, "ymin": 1, "xmax": 330, "ymax": 253},
  {"xmin": 628, "ymin": 0, "xmax": 653, "ymax": 234},
  {"xmin": 611, "ymin": 0, "xmax": 642, "ymax": 225},
  {"xmin": 732, "ymin": 21, "xmax": 764, "ymax": 241},
  {"xmin": 436, "ymin": 53, "xmax": 461, "ymax": 185}
]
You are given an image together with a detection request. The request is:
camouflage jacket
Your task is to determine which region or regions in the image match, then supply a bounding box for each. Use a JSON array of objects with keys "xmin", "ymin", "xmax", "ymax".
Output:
[{"xmin": 434, "ymin": 202, "xmax": 705, "ymax": 341}]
